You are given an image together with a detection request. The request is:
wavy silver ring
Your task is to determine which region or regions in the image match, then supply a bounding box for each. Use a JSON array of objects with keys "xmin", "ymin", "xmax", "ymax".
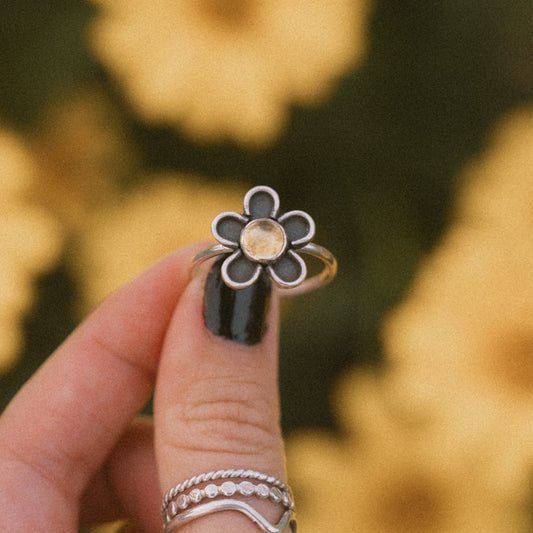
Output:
[
  {"xmin": 192, "ymin": 185, "xmax": 337, "ymax": 295},
  {"xmin": 164, "ymin": 499, "xmax": 296, "ymax": 533}
]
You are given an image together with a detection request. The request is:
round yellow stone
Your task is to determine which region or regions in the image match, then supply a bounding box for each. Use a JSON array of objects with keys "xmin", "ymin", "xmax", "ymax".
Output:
[{"xmin": 240, "ymin": 218, "xmax": 286, "ymax": 263}]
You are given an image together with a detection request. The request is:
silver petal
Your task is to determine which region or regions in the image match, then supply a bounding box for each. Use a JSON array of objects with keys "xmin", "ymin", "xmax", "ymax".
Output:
[
  {"xmin": 212, "ymin": 211, "xmax": 247, "ymax": 247},
  {"xmin": 278, "ymin": 210, "xmax": 315, "ymax": 247},
  {"xmin": 267, "ymin": 250, "xmax": 307, "ymax": 288},
  {"xmin": 243, "ymin": 185, "xmax": 280, "ymax": 219},
  {"xmin": 221, "ymin": 250, "xmax": 263, "ymax": 290}
]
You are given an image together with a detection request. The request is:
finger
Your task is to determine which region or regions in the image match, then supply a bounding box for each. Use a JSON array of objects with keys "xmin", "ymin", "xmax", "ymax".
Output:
[
  {"xmin": 80, "ymin": 418, "xmax": 160, "ymax": 532},
  {"xmin": 155, "ymin": 258, "xmax": 286, "ymax": 533},
  {"xmin": 0, "ymin": 244, "xmax": 205, "ymax": 530}
]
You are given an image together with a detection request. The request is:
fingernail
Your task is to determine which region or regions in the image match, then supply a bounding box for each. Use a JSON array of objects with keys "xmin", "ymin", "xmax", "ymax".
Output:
[{"xmin": 203, "ymin": 256, "xmax": 271, "ymax": 345}]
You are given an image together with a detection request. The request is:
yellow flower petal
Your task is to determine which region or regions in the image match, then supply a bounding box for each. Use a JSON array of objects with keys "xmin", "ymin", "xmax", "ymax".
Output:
[
  {"xmin": 72, "ymin": 176, "xmax": 244, "ymax": 313},
  {"xmin": 0, "ymin": 128, "xmax": 64, "ymax": 372},
  {"xmin": 89, "ymin": 0, "xmax": 372, "ymax": 147}
]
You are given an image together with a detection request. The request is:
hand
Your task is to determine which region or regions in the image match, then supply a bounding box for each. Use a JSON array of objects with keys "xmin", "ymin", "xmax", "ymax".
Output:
[{"xmin": 0, "ymin": 244, "xmax": 286, "ymax": 532}]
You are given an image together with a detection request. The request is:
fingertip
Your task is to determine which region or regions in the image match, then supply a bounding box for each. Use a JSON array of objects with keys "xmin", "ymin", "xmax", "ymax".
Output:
[{"xmin": 161, "ymin": 256, "xmax": 280, "ymax": 372}]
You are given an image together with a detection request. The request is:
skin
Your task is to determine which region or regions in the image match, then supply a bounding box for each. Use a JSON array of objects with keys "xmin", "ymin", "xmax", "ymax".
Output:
[{"xmin": 0, "ymin": 243, "xmax": 285, "ymax": 532}]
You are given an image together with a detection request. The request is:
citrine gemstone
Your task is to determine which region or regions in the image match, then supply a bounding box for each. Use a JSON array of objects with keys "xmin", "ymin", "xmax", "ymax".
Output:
[{"xmin": 241, "ymin": 218, "xmax": 286, "ymax": 263}]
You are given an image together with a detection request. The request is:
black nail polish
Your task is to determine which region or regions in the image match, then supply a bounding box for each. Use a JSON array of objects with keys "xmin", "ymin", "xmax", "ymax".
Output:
[{"xmin": 203, "ymin": 257, "xmax": 271, "ymax": 345}]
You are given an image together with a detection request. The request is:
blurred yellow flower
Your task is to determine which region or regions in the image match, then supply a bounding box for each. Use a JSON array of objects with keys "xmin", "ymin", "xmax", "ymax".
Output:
[
  {"xmin": 72, "ymin": 176, "xmax": 244, "ymax": 313},
  {"xmin": 384, "ymin": 108, "xmax": 533, "ymax": 424},
  {"xmin": 458, "ymin": 108, "xmax": 533, "ymax": 235},
  {"xmin": 288, "ymin": 108, "xmax": 533, "ymax": 532},
  {"xmin": 288, "ymin": 370, "xmax": 531, "ymax": 533},
  {"xmin": 380, "ymin": 107, "xmax": 533, "ymax": 522},
  {"xmin": 0, "ymin": 129, "xmax": 63, "ymax": 371},
  {"xmin": 89, "ymin": 0, "xmax": 370, "ymax": 147},
  {"xmin": 31, "ymin": 88, "xmax": 136, "ymax": 232}
]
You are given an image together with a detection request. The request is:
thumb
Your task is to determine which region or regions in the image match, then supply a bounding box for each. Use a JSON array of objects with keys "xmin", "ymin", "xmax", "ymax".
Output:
[{"xmin": 154, "ymin": 257, "xmax": 288, "ymax": 532}]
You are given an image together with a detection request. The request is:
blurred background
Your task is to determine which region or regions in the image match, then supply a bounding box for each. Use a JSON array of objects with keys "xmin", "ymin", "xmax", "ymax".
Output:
[{"xmin": 1, "ymin": 1, "xmax": 533, "ymax": 531}]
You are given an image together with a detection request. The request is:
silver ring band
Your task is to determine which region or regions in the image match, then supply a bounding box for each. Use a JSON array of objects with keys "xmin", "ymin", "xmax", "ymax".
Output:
[
  {"xmin": 161, "ymin": 469, "xmax": 291, "ymax": 513},
  {"xmin": 163, "ymin": 479, "xmax": 294, "ymax": 517},
  {"xmin": 192, "ymin": 242, "xmax": 337, "ymax": 296},
  {"xmin": 165, "ymin": 499, "xmax": 296, "ymax": 533}
]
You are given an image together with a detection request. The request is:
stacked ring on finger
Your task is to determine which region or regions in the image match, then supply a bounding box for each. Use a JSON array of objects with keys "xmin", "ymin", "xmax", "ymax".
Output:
[{"xmin": 161, "ymin": 469, "xmax": 297, "ymax": 532}]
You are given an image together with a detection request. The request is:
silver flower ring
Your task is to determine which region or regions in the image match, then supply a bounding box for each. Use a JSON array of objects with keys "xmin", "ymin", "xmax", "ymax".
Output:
[{"xmin": 192, "ymin": 185, "xmax": 337, "ymax": 295}]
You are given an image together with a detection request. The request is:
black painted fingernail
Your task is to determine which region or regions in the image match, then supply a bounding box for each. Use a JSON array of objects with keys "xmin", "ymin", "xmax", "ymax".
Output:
[{"xmin": 203, "ymin": 256, "xmax": 271, "ymax": 345}]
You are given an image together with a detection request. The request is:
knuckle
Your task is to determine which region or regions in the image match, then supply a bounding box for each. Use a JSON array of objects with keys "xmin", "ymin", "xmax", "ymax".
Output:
[{"xmin": 162, "ymin": 376, "xmax": 282, "ymax": 458}]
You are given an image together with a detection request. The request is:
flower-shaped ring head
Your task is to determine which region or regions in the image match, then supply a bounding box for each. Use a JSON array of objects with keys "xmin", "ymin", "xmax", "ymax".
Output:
[{"xmin": 212, "ymin": 186, "xmax": 316, "ymax": 290}]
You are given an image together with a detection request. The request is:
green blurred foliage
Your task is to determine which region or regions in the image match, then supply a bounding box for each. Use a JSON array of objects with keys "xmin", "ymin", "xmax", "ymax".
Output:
[{"xmin": 0, "ymin": 0, "xmax": 532, "ymax": 433}]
